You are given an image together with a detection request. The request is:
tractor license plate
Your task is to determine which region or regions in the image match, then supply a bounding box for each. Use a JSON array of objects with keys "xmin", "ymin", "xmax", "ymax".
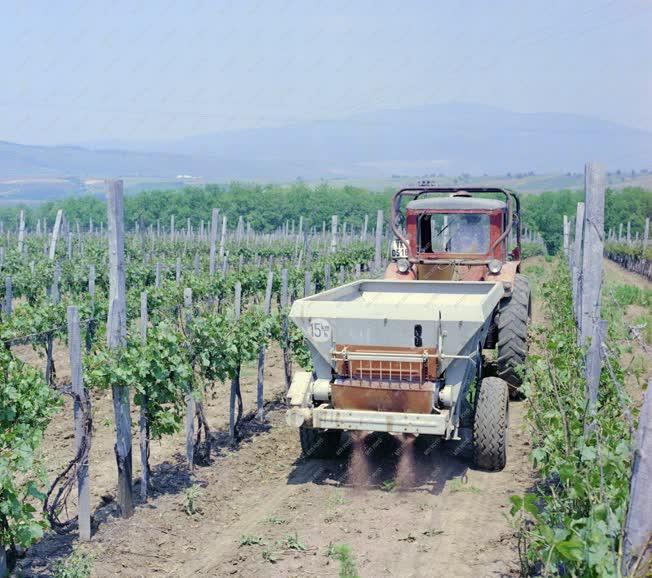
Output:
[{"xmin": 391, "ymin": 239, "xmax": 408, "ymax": 259}]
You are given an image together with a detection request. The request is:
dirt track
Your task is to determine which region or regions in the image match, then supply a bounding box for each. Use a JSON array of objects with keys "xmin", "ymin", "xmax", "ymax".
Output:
[{"xmin": 15, "ymin": 266, "xmax": 554, "ymax": 578}]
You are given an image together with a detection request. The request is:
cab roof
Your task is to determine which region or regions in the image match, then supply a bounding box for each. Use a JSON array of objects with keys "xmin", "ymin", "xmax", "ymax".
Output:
[{"xmin": 406, "ymin": 196, "xmax": 507, "ymax": 211}]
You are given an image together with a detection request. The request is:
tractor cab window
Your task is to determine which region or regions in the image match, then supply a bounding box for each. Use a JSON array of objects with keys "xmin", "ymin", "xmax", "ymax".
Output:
[{"xmin": 418, "ymin": 213, "xmax": 490, "ymax": 254}]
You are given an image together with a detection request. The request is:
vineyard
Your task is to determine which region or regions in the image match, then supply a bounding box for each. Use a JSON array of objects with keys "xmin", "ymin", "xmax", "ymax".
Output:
[
  {"xmin": 0, "ymin": 177, "xmax": 650, "ymax": 577},
  {"xmin": 0, "ymin": 184, "xmax": 383, "ymax": 575}
]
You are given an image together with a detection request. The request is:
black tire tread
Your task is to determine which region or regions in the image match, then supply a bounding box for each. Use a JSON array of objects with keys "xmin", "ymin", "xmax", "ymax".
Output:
[
  {"xmin": 299, "ymin": 427, "xmax": 342, "ymax": 459},
  {"xmin": 473, "ymin": 377, "xmax": 509, "ymax": 471},
  {"xmin": 496, "ymin": 274, "xmax": 530, "ymax": 397}
]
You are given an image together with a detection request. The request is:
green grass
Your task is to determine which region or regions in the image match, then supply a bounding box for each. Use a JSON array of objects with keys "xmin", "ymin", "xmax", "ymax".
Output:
[
  {"xmin": 239, "ymin": 535, "xmax": 266, "ymax": 546},
  {"xmin": 607, "ymin": 283, "xmax": 652, "ymax": 310},
  {"xmin": 52, "ymin": 552, "xmax": 92, "ymax": 578},
  {"xmin": 327, "ymin": 543, "xmax": 360, "ymax": 578},
  {"xmin": 380, "ymin": 479, "xmax": 396, "ymax": 492},
  {"xmin": 183, "ymin": 484, "xmax": 201, "ymax": 515},
  {"xmin": 282, "ymin": 533, "xmax": 307, "ymax": 551},
  {"xmin": 448, "ymin": 477, "xmax": 481, "ymax": 494}
]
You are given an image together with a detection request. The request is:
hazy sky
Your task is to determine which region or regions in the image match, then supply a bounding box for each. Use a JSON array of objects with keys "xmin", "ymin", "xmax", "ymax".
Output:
[{"xmin": 1, "ymin": 0, "xmax": 651, "ymax": 145}]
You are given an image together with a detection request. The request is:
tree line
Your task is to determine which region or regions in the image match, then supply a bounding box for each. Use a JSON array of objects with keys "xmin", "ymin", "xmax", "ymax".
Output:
[
  {"xmin": 0, "ymin": 183, "xmax": 391, "ymax": 233},
  {"xmin": 0, "ymin": 183, "xmax": 649, "ymax": 254},
  {"xmin": 521, "ymin": 186, "xmax": 651, "ymax": 254}
]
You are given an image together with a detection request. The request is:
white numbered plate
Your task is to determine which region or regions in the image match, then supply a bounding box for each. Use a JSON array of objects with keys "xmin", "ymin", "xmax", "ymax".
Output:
[
  {"xmin": 391, "ymin": 238, "xmax": 408, "ymax": 259},
  {"xmin": 308, "ymin": 318, "xmax": 332, "ymax": 343}
]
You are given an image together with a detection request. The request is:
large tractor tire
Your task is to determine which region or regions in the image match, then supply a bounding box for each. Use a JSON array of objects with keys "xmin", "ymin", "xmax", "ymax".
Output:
[
  {"xmin": 473, "ymin": 377, "xmax": 509, "ymax": 471},
  {"xmin": 496, "ymin": 274, "xmax": 531, "ymax": 399},
  {"xmin": 299, "ymin": 427, "xmax": 342, "ymax": 459}
]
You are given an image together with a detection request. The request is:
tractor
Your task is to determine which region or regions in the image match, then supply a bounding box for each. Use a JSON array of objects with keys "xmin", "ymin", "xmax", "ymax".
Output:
[{"xmin": 285, "ymin": 187, "xmax": 531, "ymax": 471}]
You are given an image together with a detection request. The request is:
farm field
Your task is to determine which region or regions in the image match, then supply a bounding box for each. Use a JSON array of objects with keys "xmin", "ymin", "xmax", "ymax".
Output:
[
  {"xmin": 1, "ymin": 182, "xmax": 650, "ymax": 578},
  {"xmin": 15, "ymin": 277, "xmax": 544, "ymax": 578},
  {"xmin": 12, "ymin": 255, "xmax": 650, "ymax": 578}
]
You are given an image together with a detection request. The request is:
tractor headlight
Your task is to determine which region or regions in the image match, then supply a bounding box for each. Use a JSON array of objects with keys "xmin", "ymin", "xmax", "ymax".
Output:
[
  {"xmin": 397, "ymin": 259, "xmax": 411, "ymax": 273},
  {"xmin": 488, "ymin": 259, "xmax": 503, "ymax": 274}
]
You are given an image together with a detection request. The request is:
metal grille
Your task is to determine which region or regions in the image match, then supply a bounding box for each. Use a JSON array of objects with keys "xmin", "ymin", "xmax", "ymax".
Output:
[{"xmin": 332, "ymin": 345, "xmax": 436, "ymax": 389}]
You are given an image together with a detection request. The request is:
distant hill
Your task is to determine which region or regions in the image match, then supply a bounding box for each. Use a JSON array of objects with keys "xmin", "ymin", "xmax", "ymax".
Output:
[
  {"xmin": 0, "ymin": 140, "xmax": 291, "ymax": 181},
  {"xmin": 158, "ymin": 103, "xmax": 652, "ymax": 176},
  {"xmin": 1, "ymin": 103, "xmax": 651, "ymax": 191}
]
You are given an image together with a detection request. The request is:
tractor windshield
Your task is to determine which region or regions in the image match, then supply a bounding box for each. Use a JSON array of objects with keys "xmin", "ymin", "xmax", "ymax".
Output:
[{"xmin": 418, "ymin": 213, "xmax": 490, "ymax": 254}]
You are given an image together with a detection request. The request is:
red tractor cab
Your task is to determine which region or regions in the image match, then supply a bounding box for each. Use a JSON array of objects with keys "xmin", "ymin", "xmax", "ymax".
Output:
[{"xmin": 386, "ymin": 187, "xmax": 522, "ymax": 287}]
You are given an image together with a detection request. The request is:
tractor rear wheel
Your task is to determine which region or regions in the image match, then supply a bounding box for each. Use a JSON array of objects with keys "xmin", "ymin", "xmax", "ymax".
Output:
[
  {"xmin": 299, "ymin": 427, "xmax": 342, "ymax": 459},
  {"xmin": 496, "ymin": 274, "xmax": 531, "ymax": 399},
  {"xmin": 473, "ymin": 377, "xmax": 509, "ymax": 471}
]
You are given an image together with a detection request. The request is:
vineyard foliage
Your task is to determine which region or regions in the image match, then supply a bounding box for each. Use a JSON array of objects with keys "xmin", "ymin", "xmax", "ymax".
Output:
[
  {"xmin": 0, "ymin": 229, "xmax": 373, "ymax": 551},
  {"xmin": 513, "ymin": 262, "xmax": 634, "ymax": 576},
  {"xmin": 605, "ymin": 241, "xmax": 652, "ymax": 262},
  {"xmin": 0, "ymin": 347, "xmax": 61, "ymax": 548}
]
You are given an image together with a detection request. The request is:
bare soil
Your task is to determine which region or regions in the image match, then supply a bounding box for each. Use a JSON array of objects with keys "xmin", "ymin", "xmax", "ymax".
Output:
[{"xmin": 14, "ymin": 264, "xmax": 552, "ymax": 578}]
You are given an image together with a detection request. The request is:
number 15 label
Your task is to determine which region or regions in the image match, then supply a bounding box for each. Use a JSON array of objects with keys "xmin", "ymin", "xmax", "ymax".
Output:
[{"xmin": 309, "ymin": 318, "xmax": 331, "ymax": 342}]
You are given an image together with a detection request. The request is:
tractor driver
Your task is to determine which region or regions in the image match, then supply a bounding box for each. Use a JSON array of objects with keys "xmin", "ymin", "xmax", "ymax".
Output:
[{"xmin": 448, "ymin": 213, "xmax": 489, "ymax": 254}]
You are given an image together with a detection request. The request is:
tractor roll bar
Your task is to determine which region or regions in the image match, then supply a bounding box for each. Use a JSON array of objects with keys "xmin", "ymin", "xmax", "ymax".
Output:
[{"xmin": 390, "ymin": 187, "xmax": 519, "ymax": 261}]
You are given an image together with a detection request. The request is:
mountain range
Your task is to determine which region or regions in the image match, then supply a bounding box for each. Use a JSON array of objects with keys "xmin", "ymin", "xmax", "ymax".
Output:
[{"xmin": 2, "ymin": 103, "xmax": 651, "ymax": 184}]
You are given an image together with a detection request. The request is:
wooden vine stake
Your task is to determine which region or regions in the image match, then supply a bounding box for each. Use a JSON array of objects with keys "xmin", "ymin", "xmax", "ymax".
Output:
[
  {"xmin": 229, "ymin": 282, "xmax": 242, "ymax": 441},
  {"xmin": 280, "ymin": 269, "xmax": 292, "ymax": 391},
  {"xmin": 86, "ymin": 265, "xmax": 96, "ymax": 352},
  {"xmin": 4, "ymin": 276, "xmax": 11, "ymax": 319},
  {"xmin": 67, "ymin": 306, "xmax": 91, "ymax": 541},
  {"xmin": 374, "ymin": 209, "xmax": 384, "ymax": 271},
  {"xmin": 184, "ymin": 288, "xmax": 196, "ymax": 468},
  {"xmin": 139, "ymin": 292, "xmax": 149, "ymax": 500},
  {"xmin": 106, "ymin": 179, "xmax": 133, "ymax": 518},
  {"xmin": 257, "ymin": 271, "xmax": 274, "ymax": 421}
]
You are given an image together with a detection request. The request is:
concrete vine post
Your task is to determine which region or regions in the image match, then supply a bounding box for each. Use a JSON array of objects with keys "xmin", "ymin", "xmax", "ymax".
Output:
[
  {"xmin": 572, "ymin": 202, "xmax": 585, "ymax": 326},
  {"xmin": 330, "ymin": 215, "xmax": 338, "ymax": 253},
  {"xmin": 106, "ymin": 179, "xmax": 133, "ymax": 518},
  {"xmin": 49, "ymin": 209, "xmax": 63, "ymax": 260},
  {"xmin": 304, "ymin": 270, "xmax": 312, "ymax": 298},
  {"xmin": 219, "ymin": 215, "xmax": 227, "ymax": 258},
  {"xmin": 622, "ymin": 380, "xmax": 652, "ymax": 575},
  {"xmin": 579, "ymin": 162, "xmax": 606, "ymax": 347},
  {"xmin": 17, "ymin": 209, "xmax": 25, "ymax": 254},
  {"xmin": 324, "ymin": 263, "xmax": 331, "ymax": 290}
]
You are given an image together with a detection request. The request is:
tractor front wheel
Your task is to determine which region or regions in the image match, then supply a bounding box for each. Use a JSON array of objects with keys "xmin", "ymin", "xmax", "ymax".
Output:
[
  {"xmin": 473, "ymin": 377, "xmax": 509, "ymax": 471},
  {"xmin": 299, "ymin": 427, "xmax": 342, "ymax": 459},
  {"xmin": 496, "ymin": 274, "xmax": 531, "ymax": 399}
]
